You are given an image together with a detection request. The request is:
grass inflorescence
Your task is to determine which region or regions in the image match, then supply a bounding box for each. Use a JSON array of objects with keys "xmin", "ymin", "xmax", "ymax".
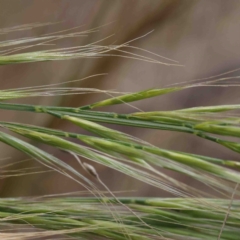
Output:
[
  {"xmin": 0, "ymin": 23, "xmax": 240, "ymax": 239},
  {"xmin": 0, "ymin": 196, "xmax": 239, "ymax": 240}
]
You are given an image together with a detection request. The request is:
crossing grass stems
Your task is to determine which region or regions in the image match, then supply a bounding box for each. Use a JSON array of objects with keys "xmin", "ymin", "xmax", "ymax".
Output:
[{"xmin": 0, "ymin": 23, "xmax": 240, "ymax": 239}]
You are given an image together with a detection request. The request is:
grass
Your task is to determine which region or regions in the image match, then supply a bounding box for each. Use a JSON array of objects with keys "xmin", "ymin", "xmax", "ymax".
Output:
[
  {"xmin": 1, "ymin": 197, "xmax": 240, "ymax": 240},
  {"xmin": 0, "ymin": 23, "xmax": 240, "ymax": 239}
]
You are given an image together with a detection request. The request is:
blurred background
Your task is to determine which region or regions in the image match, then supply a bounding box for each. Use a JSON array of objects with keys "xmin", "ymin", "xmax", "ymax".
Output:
[{"xmin": 0, "ymin": 0, "xmax": 240, "ymax": 197}]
